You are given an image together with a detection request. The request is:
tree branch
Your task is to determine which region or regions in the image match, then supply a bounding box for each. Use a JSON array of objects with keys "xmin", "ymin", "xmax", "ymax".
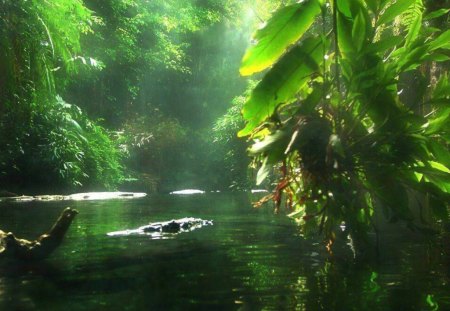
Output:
[{"xmin": 0, "ymin": 207, "xmax": 78, "ymax": 261}]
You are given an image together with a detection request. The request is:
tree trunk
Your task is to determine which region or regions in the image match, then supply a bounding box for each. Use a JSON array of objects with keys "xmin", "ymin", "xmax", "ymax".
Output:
[{"xmin": 0, "ymin": 207, "xmax": 78, "ymax": 261}]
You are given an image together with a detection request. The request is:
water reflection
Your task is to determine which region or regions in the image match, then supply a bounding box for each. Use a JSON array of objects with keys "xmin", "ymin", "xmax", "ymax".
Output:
[{"xmin": 0, "ymin": 194, "xmax": 448, "ymax": 310}]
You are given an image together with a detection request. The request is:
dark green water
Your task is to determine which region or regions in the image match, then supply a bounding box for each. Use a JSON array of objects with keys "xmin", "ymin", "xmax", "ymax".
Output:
[{"xmin": 0, "ymin": 193, "xmax": 448, "ymax": 310}]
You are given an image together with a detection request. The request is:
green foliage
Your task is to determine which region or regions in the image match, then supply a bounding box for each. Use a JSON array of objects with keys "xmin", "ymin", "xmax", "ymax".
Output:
[
  {"xmin": 66, "ymin": 0, "xmax": 246, "ymax": 126},
  {"xmin": 376, "ymin": 0, "xmax": 415, "ymax": 26},
  {"xmin": 0, "ymin": 0, "xmax": 124, "ymax": 192},
  {"xmin": 0, "ymin": 0, "xmax": 92, "ymax": 103},
  {"xmin": 239, "ymin": 36, "xmax": 330, "ymax": 136},
  {"xmin": 239, "ymin": 0, "xmax": 450, "ymax": 243},
  {"xmin": 240, "ymin": 0, "xmax": 323, "ymax": 76},
  {"xmin": 212, "ymin": 94, "xmax": 252, "ymax": 190},
  {"xmin": 0, "ymin": 97, "xmax": 124, "ymax": 191},
  {"xmin": 426, "ymin": 294, "xmax": 439, "ymax": 311},
  {"xmin": 62, "ymin": 0, "xmax": 272, "ymax": 191},
  {"xmin": 120, "ymin": 110, "xmax": 190, "ymax": 191}
]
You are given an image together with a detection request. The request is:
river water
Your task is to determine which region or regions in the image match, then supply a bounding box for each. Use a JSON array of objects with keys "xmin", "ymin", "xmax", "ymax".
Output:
[{"xmin": 0, "ymin": 193, "xmax": 448, "ymax": 310}]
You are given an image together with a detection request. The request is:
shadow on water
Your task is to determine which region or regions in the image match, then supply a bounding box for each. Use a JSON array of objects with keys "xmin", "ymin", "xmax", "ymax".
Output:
[
  {"xmin": 1, "ymin": 240, "xmax": 239, "ymax": 310},
  {"xmin": 0, "ymin": 193, "xmax": 449, "ymax": 310}
]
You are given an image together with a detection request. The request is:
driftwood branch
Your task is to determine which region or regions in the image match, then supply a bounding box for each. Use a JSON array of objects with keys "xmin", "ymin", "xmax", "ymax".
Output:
[{"xmin": 0, "ymin": 207, "xmax": 78, "ymax": 261}]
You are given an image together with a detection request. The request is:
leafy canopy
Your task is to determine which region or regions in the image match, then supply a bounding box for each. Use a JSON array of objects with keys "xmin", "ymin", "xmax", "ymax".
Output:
[{"xmin": 239, "ymin": 0, "xmax": 450, "ymax": 243}]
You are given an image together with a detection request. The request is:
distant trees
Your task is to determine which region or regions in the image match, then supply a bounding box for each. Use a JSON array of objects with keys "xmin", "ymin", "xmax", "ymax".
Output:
[
  {"xmin": 61, "ymin": 0, "xmax": 275, "ymax": 192},
  {"xmin": 63, "ymin": 0, "xmax": 246, "ymax": 125},
  {"xmin": 0, "ymin": 0, "xmax": 283, "ymax": 193}
]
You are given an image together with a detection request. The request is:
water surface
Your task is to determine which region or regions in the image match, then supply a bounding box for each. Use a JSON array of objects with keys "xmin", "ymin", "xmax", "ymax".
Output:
[{"xmin": 0, "ymin": 193, "xmax": 448, "ymax": 310}]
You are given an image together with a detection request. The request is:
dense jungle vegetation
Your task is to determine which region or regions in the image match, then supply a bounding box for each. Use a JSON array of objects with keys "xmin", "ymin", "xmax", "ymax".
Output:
[
  {"xmin": 0, "ymin": 0, "xmax": 449, "ymax": 239},
  {"xmin": 238, "ymin": 0, "xmax": 450, "ymax": 248},
  {"xmin": 0, "ymin": 0, "xmax": 264, "ymax": 193}
]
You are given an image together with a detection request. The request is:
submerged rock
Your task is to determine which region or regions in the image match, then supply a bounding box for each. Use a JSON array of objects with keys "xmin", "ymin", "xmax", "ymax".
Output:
[{"xmin": 107, "ymin": 217, "xmax": 213, "ymax": 237}]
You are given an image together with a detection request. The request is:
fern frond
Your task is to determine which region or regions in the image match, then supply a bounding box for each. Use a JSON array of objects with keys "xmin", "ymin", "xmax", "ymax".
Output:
[{"xmin": 401, "ymin": 0, "xmax": 424, "ymax": 29}]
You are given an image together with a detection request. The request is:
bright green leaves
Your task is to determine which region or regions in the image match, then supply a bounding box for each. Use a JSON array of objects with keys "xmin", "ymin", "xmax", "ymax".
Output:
[
  {"xmin": 415, "ymin": 162, "xmax": 450, "ymax": 195},
  {"xmin": 431, "ymin": 73, "xmax": 450, "ymax": 110},
  {"xmin": 365, "ymin": 0, "xmax": 380, "ymax": 15},
  {"xmin": 429, "ymin": 161, "xmax": 450, "ymax": 174},
  {"xmin": 249, "ymin": 129, "xmax": 291, "ymax": 184},
  {"xmin": 426, "ymin": 294, "xmax": 439, "ymax": 311},
  {"xmin": 336, "ymin": 0, "xmax": 371, "ymax": 56},
  {"xmin": 240, "ymin": 0, "xmax": 323, "ymax": 76},
  {"xmin": 429, "ymin": 29, "xmax": 450, "ymax": 51},
  {"xmin": 32, "ymin": 0, "xmax": 93, "ymax": 71},
  {"xmin": 395, "ymin": 27, "xmax": 450, "ymax": 72},
  {"xmin": 424, "ymin": 8, "xmax": 450, "ymax": 20},
  {"xmin": 352, "ymin": 10, "xmax": 367, "ymax": 52},
  {"xmin": 377, "ymin": 0, "xmax": 414, "ymax": 26},
  {"xmin": 238, "ymin": 0, "xmax": 450, "ymax": 242},
  {"xmin": 239, "ymin": 36, "xmax": 330, "ymax": 137},
  {"xmin": 404, "ymin": 12, "xmax": 422, "ymax": 48},
  {"xmin": 424, "ymin": 107, "xmax": 450, "ymax": 135},
  {"xmin": 372, "ymin": 1, "xmax": 450, "ymax": 73}
]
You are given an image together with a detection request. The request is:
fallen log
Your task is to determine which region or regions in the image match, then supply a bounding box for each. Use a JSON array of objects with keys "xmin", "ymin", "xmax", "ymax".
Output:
[{"xmin": 0, "ymin": 207, "xmax": 78, "ymax": 261}]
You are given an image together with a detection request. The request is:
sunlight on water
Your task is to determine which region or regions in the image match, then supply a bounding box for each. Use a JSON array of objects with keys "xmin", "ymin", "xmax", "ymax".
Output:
[
  {"xmin": 169, "ymin": 189, "xmax": 205, "ymax": 194},
  {"xmin": 0, "ymin": 192, "xmax": 147, "ymax": 203},
  {"xmin": 0, "ymin": 194, "xmax": 448, "ymax": 310},
  {"xmin": 251, "ymin": 189, "xmax": 269, "ymax": 193},
  {"xmin": 68, "ymin": 192, "xmax": 147, "ymax": 200}
]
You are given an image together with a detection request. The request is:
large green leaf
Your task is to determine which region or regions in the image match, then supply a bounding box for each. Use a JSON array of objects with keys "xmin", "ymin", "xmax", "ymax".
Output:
[
  {"xmin": 367, "ymin": 36, "xmax": 403, "ymax": 54},
  {"xmin": 417, "ymin": 167, "xmax": 450, "ymax": 194},
  {"xmin": 432, "ymin": 73, "xmax": 450, "ymax": 99},
  {"xmin": 250, "ymin": 128, "xmax": 292, "ymax": 185},
  {"xmin": 414, "ymin": 161, "xmax": 450, "ymax": 195},
  {"xmin": 249, "ymin": 129, "xmax": 289, "ymax": 155},
  {"xmin": 423, "ymin": 53, "xmax": 450, "ymax": 62},
  {"xmin": 424, "ymin": 8, "xmax": 450, "ymax": 21},
  {"xmin": 239, "ymin": 36, "xmax": 329, "ymax": 137},
  {"xmin": 337, "ymin": 11, "xmax": 355, "ymax": 56},
  {"xmin": 365, "ymin": 0, "xmax": 380, "ymax": 14},
  {"xmin": 428, "ymin": 29, "xmax": 450, "ymax": 51},
  {"xmin": 404, "ymin": 13, "xmax": 422, "ymax": 48},
  {"xmin": 424, "ymin": 107, "xmax": 450, "ymax": 135},
  {"xmin": 377, "ymin": 0, "xmax": 413, "ymax": 26},
  {"xmin": 397, "ymin": 45, "xmax": 429, "ymax": 72},
  {"xmin": 240, "ymin": 0, "xmax": 323, "ymax": 76},
  {"xmin": 352, "ymin": 9, "xmax": 367, "ymax": 52},
  {"xmin": 428, "ymin": 161, "xmax": 450, "ymax": 174},
  {"xmin": 337, "ymin": 0, "xmax": 352, "ymax": 17},
  {"xmin": 429, "ymin": 141, "xmax": 450, "ymax": 168}
]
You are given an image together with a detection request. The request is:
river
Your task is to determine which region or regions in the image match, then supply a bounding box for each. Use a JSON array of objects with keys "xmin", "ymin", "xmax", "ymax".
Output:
[{"xmin": 0, "ymin": 193, "xmax": 448, "ymax": 310}]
